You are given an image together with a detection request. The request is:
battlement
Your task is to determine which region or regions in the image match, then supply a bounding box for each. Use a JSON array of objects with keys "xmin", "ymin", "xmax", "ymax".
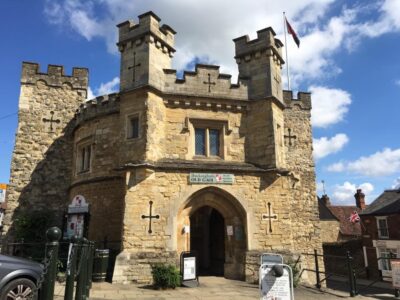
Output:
[
  {"xmin": 162, "ymin": 64, "xmax": 248, "ymax": 100},
  {"xmin": 283, "ymin": 90, "xmax": 311, "ymax": 110},
  {"xmin": 117, "ymin": 11, "xmax": 175, "ymax": 53},
  {"xmin": 21, "ymin": 62, "xmax": 88, "ymax": 90},
  {"xmin": 74, "ymin": 93, "xmax": 120, "ymax": 127},
  {"xmin": 233, "ymin": 27, "xmax": 284, "ymax": 64}
]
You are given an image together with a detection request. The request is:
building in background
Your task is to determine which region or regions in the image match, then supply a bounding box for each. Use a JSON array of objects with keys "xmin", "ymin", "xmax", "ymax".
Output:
[{"xmin": 360, "ymin": 188, "xmax": 400, "ymax": 280}]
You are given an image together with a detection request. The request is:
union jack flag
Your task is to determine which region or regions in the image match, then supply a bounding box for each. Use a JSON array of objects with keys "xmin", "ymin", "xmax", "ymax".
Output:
[{"xmin": 349, "ymin": 211, "xmax": 360, "ymax": 223}]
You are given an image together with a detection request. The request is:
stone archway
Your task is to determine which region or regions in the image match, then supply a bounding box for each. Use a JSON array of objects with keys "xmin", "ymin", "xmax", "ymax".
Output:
[{"xmin": 177, "ymin": 187, "xmax": 247, "ymax": 280}]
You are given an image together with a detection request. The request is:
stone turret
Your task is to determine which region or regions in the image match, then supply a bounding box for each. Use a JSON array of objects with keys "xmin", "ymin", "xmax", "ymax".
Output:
[
  {"xmin": 234, "ymin": 28, "xmax": 284, "ymax": 102},
  {"xmin": 4, "ymin": 62, "xmax": 88, "ymax": 236},
  {"xmin": 117, "ymin": 11, "xmax": 176, "ymax": 92}
]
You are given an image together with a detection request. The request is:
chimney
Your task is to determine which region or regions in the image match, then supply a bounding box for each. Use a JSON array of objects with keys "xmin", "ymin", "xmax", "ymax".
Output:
[
  {"xmin": 354, "ymin": 189, "xmax": 366, "ymax": 210},
  {"xmin": 321, "ymin": 194, "xmax": 331, "ymax": 206}
]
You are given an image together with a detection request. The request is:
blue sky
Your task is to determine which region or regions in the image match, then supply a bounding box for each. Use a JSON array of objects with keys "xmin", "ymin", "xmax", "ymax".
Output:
[{"xmin": 0, "ymin": 0, "xmax": 399, "ymax": 205}]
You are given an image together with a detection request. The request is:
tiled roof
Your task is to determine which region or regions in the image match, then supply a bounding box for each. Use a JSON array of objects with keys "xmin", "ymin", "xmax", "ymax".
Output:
[
  {"xmin": 318, "ymin": 198, "xmax": 339, "ymax": 221},
  {"xmin": 328, "ymin": 206, "xmax": 362, "ymax": 236},
  {"xmin": 360, "ymin": 189, "xmax": 400, "ymax": 216}
]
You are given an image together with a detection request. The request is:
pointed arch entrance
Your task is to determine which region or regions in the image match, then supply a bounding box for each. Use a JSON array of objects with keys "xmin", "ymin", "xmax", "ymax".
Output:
[{"xmin": 177, "ymin": 187, "xmax": 247, "ymax": 280}]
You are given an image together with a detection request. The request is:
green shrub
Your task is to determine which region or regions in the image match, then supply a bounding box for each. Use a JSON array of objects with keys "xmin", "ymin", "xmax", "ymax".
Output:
[
  {"xmin": 287, "ymin": 258, "xmax": 301, "ymax": 288},
  {"xmin": 151, "ymin": 264, "xmax": 181, "ymax": 289}
]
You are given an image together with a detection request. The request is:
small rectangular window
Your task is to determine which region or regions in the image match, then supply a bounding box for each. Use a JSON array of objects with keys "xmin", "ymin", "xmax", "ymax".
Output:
[
  {"xmin": 377, "ymin": 218, "xmax": 389, "ymax": 238},
  {"xmin": 209, "ymin": 129, "xmax": 220, "ymax": 156},
  {"xmin": 128, "ymin": 116, "xmax": 139, "ymax": 139},
  {"xmin": 195, "ymin": 128, "xmax": 206, "ymax": 155},
  {"xmin": 78, "ymin": 144, "xmax": 91, "ymax": 172}
]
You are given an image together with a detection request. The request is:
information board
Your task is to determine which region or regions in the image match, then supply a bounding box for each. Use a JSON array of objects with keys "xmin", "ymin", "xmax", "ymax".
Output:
[
  {"xmin": 180, "ymin": 251, "xmax": 199, "ymax": 287},
  {"xmin": 183, "ymin": 257, "xmax": 196, "ymax": 280},
  {"xmin": 392, "ymin": 259, "xmax": 400, "ymax": 288},
  {"xmin": 259, "ymin": 263, "xmax": 294, "ymax": 300}
]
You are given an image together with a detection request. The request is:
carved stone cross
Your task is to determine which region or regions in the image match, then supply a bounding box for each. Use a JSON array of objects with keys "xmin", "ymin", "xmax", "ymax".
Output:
[
  {"xmin": 262, "ymin": 202, "xmax": 277, "ymax": 233},
  {"xmin": 42, "ymin": 111, "xmax": 60, "ymax": 131},
  {"xmin": 142, "ymin": 201, "xmax": 159, "ymax": 234},
  {"xmin": 284, "ymin": 128, "xmax": 297, "ymax": 146},
  {"xmin": 203, "ymin": 73, "xmax": 216, "ymax": 92},
  {"xmin": 128, "ymin": 52, "xmax": 141, "ymax": 83}
]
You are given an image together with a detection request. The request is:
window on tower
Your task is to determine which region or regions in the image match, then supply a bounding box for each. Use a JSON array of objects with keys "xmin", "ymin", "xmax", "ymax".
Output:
[
  {"xmin": 77, "ymin": 144, "xmax": 92, "ymax": 173},
  {"xmin": 127, "ymin": 114, "xmax": 140, "ymax": 139},
  {"xmin": 193, "ymin": 126, "xmax": 222, "ymax": 158}
]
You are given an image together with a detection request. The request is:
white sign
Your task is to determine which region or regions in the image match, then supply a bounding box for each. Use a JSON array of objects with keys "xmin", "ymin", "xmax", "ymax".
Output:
[
  {"xmin": 183, "ymin": 225, "xmax": 190, "ymax": 234},
  {"xmin": 392, "ymin": 259, "xmax": 400, "ymax": 288},
  {"xmin": 68, "ymin": 195, "xmax": 89, "ymax": 214},
  {"xmin": 227, "ymin": 225, "xmax": 234, "ymax": 236},
  {"xmin": 0, "ymin": 184, "xmax": 6, "ymax": 203},
  {"xmin": 260, "ymin": 264, "xmax": 294, "ymax": 300},
  {"xmin": 183, "ymin": 257, "xmax": 196, "ymax": 280},
  {"xmin": 189, "ymin": 173, "xmax": 234, "ymax": 184}
]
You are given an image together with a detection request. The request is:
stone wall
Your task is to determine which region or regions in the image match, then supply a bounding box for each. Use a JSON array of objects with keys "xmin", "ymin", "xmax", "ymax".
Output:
[{"xmin": 4, "ymin": 62, "xmax": 88, "ymax": 237}]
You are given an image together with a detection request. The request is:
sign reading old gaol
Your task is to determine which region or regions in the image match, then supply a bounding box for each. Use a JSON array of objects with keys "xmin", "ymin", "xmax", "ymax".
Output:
[
  {"xmin": 189, "ymin": 173, "xmax": 234, "ymax": 184},
  {"xmin": 5, "ymin": 11, "xmax": 321, "ymax": 285}
]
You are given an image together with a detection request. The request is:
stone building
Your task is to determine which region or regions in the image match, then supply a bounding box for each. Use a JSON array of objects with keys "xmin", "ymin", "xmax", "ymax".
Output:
[{"xmin": 4, "ymin": 11, "xmax": 321, "ymax": 283}]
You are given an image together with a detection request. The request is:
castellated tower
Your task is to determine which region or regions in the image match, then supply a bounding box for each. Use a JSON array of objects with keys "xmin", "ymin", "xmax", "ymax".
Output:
[
  {"xmin": 234, "ymin": 28, "xmax": 284, "ymax": 102},
  {"xmin": 4, "ymin": 62, "xmax": 88, "ymax": 235},
  {"xmin": 117, "ymin": 11, "xmax": 176, "ymax": 91}
]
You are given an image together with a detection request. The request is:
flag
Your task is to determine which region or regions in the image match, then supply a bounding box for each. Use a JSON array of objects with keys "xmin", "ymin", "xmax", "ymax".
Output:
[
  {"xmin": 285, "ymin": 17, "xmax": 300, "ymax": 48},
  {"xmin": 349, "ymin": 211, "xmax": 360, "ymax": 223}
]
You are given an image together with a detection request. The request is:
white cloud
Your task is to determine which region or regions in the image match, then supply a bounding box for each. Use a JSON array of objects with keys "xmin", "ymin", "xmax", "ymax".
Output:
[
  {"xmin": 313, "ymin": 133, "xmax": 349, "ymax": 160},
  {"xmin": 328, "ymin": 148, "xmax": 400, "ymax": 177},
  {"xmin": 310, "ymin": 86, "xmax": 352, "ymax": 127},
  {"xmin": 392, "ymin": 178, "xmax": 400, "ymax": 189},
  {"xmin": 43, "ymin": 0, "xmax": 400, "ymax": 90},
  {"xmin": 86, "ymin": 77, "xmax": 120, "ymax": 99},
  {"xmin": 332, "ymin": 181, "xmax": 374, "ymax": 204}
]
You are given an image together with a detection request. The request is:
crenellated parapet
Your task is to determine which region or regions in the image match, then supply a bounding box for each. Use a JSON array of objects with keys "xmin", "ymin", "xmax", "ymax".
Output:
[
  {"xmin": 117, "ymin": 11, "xmax": 175, "ymax": 54},
  {"xmin": 233, "ymin": 28, "xmax": 284, "ymax": 101},
  {"xmin": 74, "ymin": 93, "xmax": 120, "ymax": 127},
  {"xmin": 163, "ymin": 64, "xmax": 248, "ymax": 100},
  {"xmin": 234, "ymin": 28, "xmax": 284, "ymax": 66},
  {"xmin": 21, "ymin": 61, "xmax": 88, "ymax": 91},
  {"xmin": 283, "ymin": 90, "xmax": 312, "ymax": 110}
]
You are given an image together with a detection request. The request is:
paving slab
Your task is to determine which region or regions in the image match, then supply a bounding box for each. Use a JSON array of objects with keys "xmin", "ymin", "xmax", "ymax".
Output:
[{"xmin": 54, "ymin": 276, "xmax": 392, "ymax": 299}]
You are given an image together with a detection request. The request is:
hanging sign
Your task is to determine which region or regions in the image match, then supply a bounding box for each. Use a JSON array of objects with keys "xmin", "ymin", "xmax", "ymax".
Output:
[
  {"xmin": 68, "ymin": 195, "xmax": 89, "ymax": 214},
  {"xmin": 189, "ymin": 173, "xmax": 234, "ymax": 184},
  {"xmin": 0, "ymin": 184, "xmax": 7, "ymax": 203},
  {"xmin": 392, "ymin": 259, "xmax": 400, "ymax": 288}
]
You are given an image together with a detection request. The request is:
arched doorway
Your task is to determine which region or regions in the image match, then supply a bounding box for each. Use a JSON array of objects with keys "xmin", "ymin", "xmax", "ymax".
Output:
[
  {"xmin": 190, "ymin": 206, "xmax": 225, "ymax": 275},
  {"xmin": 177, "ymin": 187, "xmax": 247, "ymax": 280}
]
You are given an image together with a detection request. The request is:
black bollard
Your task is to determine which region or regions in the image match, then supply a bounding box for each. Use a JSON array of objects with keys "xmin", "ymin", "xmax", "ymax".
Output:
[
  {"xmin": 40, "ymin": 227, "xmax": 61, "ymax": 300},
  {"xmin": 64, "ymin": 236, "xmax": 79, "ymax": 300},
  {"xmin": 347, "ymin": 251, "xmax": 356, "ymax": 297}
]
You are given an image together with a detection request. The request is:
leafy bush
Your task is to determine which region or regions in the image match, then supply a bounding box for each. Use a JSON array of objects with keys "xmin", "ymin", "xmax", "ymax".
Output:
[
  {"xmin": 151, "ymin": 264, "xmax": 181, "ymax": 289},
  {"xmin": 287, "ymin": 258, "xmax": 301, "ymax": 287}
]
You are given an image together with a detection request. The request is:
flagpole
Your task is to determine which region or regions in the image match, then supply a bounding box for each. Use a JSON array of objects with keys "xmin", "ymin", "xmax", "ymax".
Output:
[{"xmin": 283, "ymin": 12, "xmax": 290, "ymax": 91}]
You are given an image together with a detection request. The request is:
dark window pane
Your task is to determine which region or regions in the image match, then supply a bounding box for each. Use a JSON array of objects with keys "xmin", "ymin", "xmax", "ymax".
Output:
[
  {"xmin": 130, "ymin": 117, "xmax": 139, "ymax": 138},
  {"xmin": 195, "ymin": 128, "xmax": 206, "ymax": 155},
  {"xmin": 209, "ymin": 129, "xmax": 220, "ymax": 156}
]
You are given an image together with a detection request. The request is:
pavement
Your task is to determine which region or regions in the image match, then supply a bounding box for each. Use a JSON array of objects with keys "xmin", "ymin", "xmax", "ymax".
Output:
[{"xmin": 53, "ymin": 276, "xmax": 398, "ymax": 299}]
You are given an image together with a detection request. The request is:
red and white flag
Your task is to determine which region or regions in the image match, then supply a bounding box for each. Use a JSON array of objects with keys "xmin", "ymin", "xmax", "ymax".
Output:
[
  {"xmin": 349, "ymin": 211, "xmax": 360, "ymax": 223},
  {"xmin": 285, "ymin": 17, "xmax": 300, "ymax": 48}
]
